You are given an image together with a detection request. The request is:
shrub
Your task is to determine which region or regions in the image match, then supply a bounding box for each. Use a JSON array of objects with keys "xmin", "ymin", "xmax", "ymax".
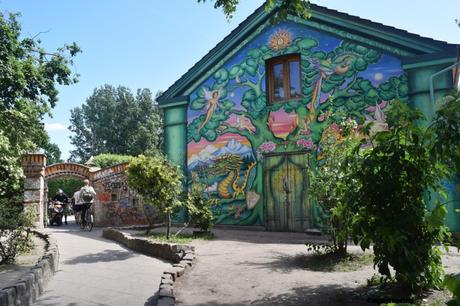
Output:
[
  {"xmin": 0, "ymin": 201, "xmax": 36, "ymax": 264},
  {"xmin": 127, "ymin": 154, "xmax": 183, "ymax": 239},
  {"xmin": 185, "ymin": 189, "xmax": 213, "ymax": 232},
  {"xmin": 349, "ymin": 101, "xmax": 452, "ymax": 292},
  {"xmin": 309, "ymin": 118, "xmax": 361, "ymax": 256},
  {"xmin": 90, "ymin": 153, "xmax": 133, "ymax": 168}
]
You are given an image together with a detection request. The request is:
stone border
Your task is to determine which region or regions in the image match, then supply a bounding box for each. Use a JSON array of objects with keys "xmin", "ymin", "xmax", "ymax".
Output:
[
  {"xmin": 0, "ymin": 230, "xmax": 59, "ymax": 306},
  {"xmin": 102, "ymin": 228, "xmax": 196, "ymax": 306}
]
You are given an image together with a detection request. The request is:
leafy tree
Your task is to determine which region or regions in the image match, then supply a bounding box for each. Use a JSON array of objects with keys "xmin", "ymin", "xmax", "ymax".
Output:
[
  {"xmin": 43, "ymin": 142, "xmax": 63, "ymax": 165},
  {"xmin": 0, "ymin": 12, "xmax": 79, "ymax": 263},
  {"xmin": 69, "ymin": 85, "xmax": 163, "ymax": 163},
  {"xmin": 90, "ymin": 153, "xmax": 133, "ymax": 168},
  {"xmin": 127, "ymin": 154, "xmax": 184, "ymax": 239},
  {"xmin": 197, "ymin": 0, "xmax": 311, "ymax": 21},
  {"xmin": 349, "ymin": 101, "xmax": 453, "ymax": 292},
  {"xmin": 47, "ymin": 178, "xmax": 84, "ymax": 200}
]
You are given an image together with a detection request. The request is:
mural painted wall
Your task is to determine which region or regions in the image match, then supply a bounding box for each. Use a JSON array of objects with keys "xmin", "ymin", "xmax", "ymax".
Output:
[
  {"xmin": 93, "ymin": 173, "xmax": 147, "ymax": 227},
  {"xmin": 187, "ymin": 21, "xmax": 408, "ymax": 227}
]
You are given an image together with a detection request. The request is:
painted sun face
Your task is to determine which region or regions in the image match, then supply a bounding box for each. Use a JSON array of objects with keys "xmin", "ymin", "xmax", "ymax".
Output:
[{"xmin": 268, "ymin": 30, "xmax": 293, "ymax": 51}]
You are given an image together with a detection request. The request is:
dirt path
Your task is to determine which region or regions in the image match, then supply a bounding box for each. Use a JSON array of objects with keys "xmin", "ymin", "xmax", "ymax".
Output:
[{"xmin": 173, "ymin": 228, "xmax": 460, "ymax": 306}]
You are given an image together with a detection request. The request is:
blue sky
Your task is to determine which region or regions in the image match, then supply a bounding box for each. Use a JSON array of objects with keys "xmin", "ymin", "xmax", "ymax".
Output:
[{"xmin": 1, "ymin": 0, "xmax": 459, "ymax": 160}]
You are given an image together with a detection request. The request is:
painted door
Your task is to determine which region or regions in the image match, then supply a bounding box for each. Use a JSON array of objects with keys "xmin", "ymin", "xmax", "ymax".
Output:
[{"xmin": 264, "ymin": 152, "xmax": 310, "ymax": 232}]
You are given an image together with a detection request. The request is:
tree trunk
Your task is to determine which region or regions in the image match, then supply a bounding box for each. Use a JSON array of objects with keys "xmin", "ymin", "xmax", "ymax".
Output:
[{"xmin": 166, "ymin": 212, "xmax": 171, "ymax": 240}]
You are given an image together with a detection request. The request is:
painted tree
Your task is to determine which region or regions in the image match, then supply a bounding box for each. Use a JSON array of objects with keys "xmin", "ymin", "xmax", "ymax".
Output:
[{"xmin": 187, "ymin": 34, "xmax": 408, "ymax": 225}]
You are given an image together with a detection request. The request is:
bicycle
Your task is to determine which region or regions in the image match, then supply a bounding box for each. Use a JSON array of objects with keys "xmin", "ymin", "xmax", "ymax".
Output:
[{"xmin": 80, "ymin": 203, "xmax": 94, "ymax": 232}]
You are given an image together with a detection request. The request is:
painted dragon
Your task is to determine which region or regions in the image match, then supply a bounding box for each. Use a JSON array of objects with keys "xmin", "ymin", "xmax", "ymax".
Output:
[{"xmin": 210, "ymin": 154, "xmax": 256, "ymax": 199}]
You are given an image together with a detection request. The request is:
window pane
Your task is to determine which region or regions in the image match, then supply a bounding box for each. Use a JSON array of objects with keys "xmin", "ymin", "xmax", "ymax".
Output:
[
  {"xmin": 289, "ymin": 60, "xmax": 301, "ymax": 98},
  {"xmin": 273, "ymin": 63, "xmax": 284, "ymax": 100}
]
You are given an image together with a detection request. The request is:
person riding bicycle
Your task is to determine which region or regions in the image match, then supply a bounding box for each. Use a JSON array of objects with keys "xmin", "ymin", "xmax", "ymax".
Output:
[
  {"xmin": 79, "ymin": 179, "xmax": 96, "ymax": 225},
  {"xmin": 52, "ymin": 189, "xmax": 69, "ymax": 225}
]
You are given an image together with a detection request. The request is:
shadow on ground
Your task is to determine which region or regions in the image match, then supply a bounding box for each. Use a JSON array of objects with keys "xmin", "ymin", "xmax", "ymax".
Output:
[
  {"xmin": 179, "ymin": 284, "xmax": 376, "ymax": 306},
  {"xmin": 63, "ymin": 249, "xmax": 136, "ymax": 264},
  {"xmin": 239, "ymin": 251, "xmax": 373, "ymax": 273},
  {"xmin": 144, "ymin": 292, "xmax": 158, "ymax": 306}
]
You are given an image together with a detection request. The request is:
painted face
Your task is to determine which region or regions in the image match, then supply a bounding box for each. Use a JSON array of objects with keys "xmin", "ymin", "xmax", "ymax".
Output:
[{"xmin": 212, "ymin": 91, "xmax": 219, "ymax": 99}]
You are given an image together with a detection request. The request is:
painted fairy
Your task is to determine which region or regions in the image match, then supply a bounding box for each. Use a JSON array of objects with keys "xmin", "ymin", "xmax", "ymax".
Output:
[{"xmin": 198, "ymin": 88, "xmax": 223, "ymax": 132}]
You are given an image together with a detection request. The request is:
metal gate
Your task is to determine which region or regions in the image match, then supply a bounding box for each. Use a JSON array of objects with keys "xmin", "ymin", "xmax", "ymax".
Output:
[{"xmin": 263, "ymin": 152, "xmax": 310, "ymax": 232}]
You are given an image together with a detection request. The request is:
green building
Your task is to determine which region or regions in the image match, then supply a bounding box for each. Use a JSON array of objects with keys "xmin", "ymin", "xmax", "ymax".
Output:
[{"xmin": 158, "ymin": 3, "xmax": 459, "ymax": 232}]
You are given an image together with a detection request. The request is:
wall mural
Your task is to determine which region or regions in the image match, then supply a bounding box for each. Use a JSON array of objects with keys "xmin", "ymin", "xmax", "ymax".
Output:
[{"xmin": 187, "ymin": 21, "xmax": 408, "ymax": 226}]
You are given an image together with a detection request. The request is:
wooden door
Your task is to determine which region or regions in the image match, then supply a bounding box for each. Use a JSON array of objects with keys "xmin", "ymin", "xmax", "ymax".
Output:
[{"xmin": 264, "ymin": 152, "xmax": 310, "ymax": 232}]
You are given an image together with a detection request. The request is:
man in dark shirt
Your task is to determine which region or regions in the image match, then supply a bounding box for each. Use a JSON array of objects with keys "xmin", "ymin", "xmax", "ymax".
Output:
[{"xmin": 52, "ymin": 189, "xmax": 69, "ymax": 225}]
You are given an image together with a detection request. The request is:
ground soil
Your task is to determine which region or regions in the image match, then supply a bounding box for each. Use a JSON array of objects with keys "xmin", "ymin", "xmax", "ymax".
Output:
[
  {"xmin": 0, "ymin": 234, "xmax": 46, "ymax": 289},
  {"xmin": 146, "ymin": 227, "xmax": 460, "ymax": 306}
]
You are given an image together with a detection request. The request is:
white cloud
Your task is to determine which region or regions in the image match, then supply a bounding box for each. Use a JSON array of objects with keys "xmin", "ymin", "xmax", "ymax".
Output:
[{"xmin": 44, "ymin": 122, "xmax": 67, "ymax": 132}]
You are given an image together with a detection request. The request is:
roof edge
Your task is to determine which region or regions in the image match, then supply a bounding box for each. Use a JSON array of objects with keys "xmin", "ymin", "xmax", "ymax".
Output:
[{"xmin": 158, "ymin": 3, "xmax": 457, "ymax": 104}]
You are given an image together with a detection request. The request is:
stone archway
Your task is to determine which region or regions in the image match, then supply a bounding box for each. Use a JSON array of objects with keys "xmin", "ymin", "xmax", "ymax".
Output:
[
  {"xmin": 22, "ymin": 154, "xmax": 94, "ymax": 228},
  {"xmin": 22, "ymin": 153, "xmax": 144, "ymax": 228},
  {"xmin": 45, "ymin": 163, "xmax": 91, "ymax": 181}
]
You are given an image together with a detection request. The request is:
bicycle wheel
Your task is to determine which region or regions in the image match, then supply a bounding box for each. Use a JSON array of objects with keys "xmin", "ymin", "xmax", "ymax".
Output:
[{"xmin": 86, "ymin": 213, "xmax": 93, "ymax": 232}]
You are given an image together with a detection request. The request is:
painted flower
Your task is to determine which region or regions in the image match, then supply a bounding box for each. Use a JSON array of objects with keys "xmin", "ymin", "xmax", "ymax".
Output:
[
  {"xmin": 257, "ymin": 141, "xmax": 277, "ymax": 158},
  {"xmin": 268, "ymin": 30, "xmax": 292, "ymax": 51},
  {"xmin": 296, "ymin": 139, "xmax": 316, "ymax": 151}
]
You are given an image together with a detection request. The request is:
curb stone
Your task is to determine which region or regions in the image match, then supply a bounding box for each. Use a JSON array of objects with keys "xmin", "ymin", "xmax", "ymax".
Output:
[
  {"xmin": 102, "ymin": 228, "xmax": 197, "ymax": 306},
  {"xmin": 0, "ymin": 230, "xmax": 59, "ymax": 306}
]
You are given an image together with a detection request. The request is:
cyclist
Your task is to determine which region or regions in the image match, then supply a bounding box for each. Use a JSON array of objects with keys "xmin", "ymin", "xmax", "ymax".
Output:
[
  {"xmin": 52, "ymin": 189, "xmax": 69, "ymax": 225},
  {"xmin": 79, "ymin": 179, "xmax": 96, "ymax": 225}
]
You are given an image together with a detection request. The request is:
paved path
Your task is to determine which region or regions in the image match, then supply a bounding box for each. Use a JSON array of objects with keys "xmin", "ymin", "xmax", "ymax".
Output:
[{"xmin": 34, "ymin": 216, "xmax": 171, "ymax": 306}]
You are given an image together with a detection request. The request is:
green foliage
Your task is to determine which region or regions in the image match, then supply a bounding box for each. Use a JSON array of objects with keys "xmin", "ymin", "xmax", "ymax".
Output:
[
  {"xmin": 184, "ymin": 189, "xmax": 213, "ymax": 232},
  {"xmin": 431, "ymin": 91, "xmax": 460, "ymax": 173},
  {"xmin": 69, "ymin": 85, "xmax": 163, "ymax": 163},
  {"xmin": 444, "ymin": 274, "xmax": 460, "ymax": 306},
  {"xmin": 127, "ymin": 154, "xmax": 183, "ymax": 238},
  {"xmin": 0, "ymin": 203, "xmax": 36, "ymax": 264},
  {"xmin": 197, "ymin": 0, "xmax": 311, "ymax": 21},
  {"xmin": 349, "ymin": 101, "xmax": 452, "ymax": 292},
  {"xmin": 47, "ymin": 178, "xmax": 84, "ymax": 200},
  {"xmin": 309, "ymin": 118, "xmax": 361, "ymax": 255},
  {"xmin": 43, "ymin": 142, "xmax": 63, "ymax": 165},
  {"xmin": 0, "ymin": 12, "xmax": 78, "ymax": 225},
  {"xmin": 91, "ymin": 154, "xmax": 133, "ymax": 168}
]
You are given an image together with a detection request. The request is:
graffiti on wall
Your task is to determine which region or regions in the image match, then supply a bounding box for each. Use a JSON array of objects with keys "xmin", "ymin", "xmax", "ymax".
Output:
[
  {"xmin": 93, "ymin": 174, "xmax": 147, "ymax": 226},
  {"xmin": 186, "ymin": 21, "xmax": 408, "ymax": 226}
]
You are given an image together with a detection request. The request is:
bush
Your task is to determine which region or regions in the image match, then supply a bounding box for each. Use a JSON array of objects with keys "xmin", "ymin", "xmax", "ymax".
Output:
[
  {"xmin": 349, "ymin": 101, "xmax": 451, "ymax": 292},
  {"xmin": 91, "ymin": 153, "xmax": 133, "ymax": 168},
  {"xmin": 0, "ymin": 201, "xmax": 36, "ymax": 264},
  {"xmin": 127, "ymin": 154, "xmax": 183, "ymax": 239},
  {"xmin": 309, "ymin": 118, "xmax": 361, "ymax": 256},
  {"xmin": 185, "ymin": 189, "xmax": 213, "ymax": 232}
]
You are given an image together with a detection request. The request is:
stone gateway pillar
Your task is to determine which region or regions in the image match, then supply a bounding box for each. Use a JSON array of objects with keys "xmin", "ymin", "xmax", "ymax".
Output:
[{"xmin": 21, "ymin": 154, "xmax": 47, "ymax": 228}]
